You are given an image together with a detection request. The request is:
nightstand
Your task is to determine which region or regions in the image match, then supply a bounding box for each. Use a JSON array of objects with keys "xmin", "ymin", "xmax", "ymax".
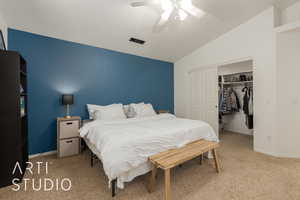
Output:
[{"xmin": 57, "ymin": 116, "xmax": 81, "ymax": 158}]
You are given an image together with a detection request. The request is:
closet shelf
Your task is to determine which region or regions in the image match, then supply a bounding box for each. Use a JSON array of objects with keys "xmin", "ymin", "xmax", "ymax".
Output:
[
  {"xmin": 222, "ymin": 71, "xmax": 253, "ymax": 76},
  {"xmin": 221, "ymin": 81, "xmax": 253, "ymax": 85}
]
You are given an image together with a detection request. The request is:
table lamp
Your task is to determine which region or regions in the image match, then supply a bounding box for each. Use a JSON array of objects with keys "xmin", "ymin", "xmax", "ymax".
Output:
[{"xmin": 62, "ymin": 94, "xmax": 74, "ymax": 118}]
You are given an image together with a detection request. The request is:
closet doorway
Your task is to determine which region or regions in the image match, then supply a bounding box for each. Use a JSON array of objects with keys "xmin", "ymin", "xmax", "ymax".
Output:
[{"xmin": 218, "ymin": 60, "xmax": 254, "ymax": 146}]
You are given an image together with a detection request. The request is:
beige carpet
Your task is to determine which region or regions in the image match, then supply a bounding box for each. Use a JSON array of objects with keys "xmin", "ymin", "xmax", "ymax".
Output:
[{"xmin": 1, "ymin": 132, "xmax": 300, "ymax": 200}]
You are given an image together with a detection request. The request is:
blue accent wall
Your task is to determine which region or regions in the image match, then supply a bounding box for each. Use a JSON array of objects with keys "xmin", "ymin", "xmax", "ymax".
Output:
[{"xmin": 8, "ymin": 29, "xmax": 174, "ymax": 155}]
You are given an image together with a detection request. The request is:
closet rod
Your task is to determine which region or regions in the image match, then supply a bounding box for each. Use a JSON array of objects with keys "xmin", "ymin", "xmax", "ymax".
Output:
[{"xmin": 222, "ymin": 81, "xmax": 253, "ymax": 85}]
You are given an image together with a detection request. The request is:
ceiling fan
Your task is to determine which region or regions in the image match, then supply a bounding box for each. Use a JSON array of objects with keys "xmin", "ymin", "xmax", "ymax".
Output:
[{"xmin": 131, "ymin": 0, "xmax": 205, "ymax": 26}]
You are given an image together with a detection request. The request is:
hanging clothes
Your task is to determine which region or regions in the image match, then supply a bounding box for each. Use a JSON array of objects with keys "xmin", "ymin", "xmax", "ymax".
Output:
[
  {"xmin": 230, "ymin": 89, "xmax": 241, "ymax": 111},
  {"xmin": 248, "ymin": 88, "xmax": 253, "ymax": 115},
  {"xmin": 219, "ymin": 87, "xmax": 240, "ymax": 114},
  {"xmin": 247, "ymin": 115, "xmax": 253, "ymax": 129},
  {"xmin": 242, "ymin": 87, "xmax": 253, "ymax": 129},
  {"xmin": 243, "ymin": 89, "xmax": 249, "ymax": 114}
]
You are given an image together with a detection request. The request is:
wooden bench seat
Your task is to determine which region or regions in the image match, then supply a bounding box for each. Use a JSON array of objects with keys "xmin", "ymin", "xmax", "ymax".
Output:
[{"xmin": 148, "ymin": 139, "xmax": 220, "ymax": 200}]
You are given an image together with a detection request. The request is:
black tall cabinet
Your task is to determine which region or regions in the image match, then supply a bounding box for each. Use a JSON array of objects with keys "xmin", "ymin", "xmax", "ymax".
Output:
[{"xmin": 0, "ymin": 50, "xmax": 28, "ymax": 187}]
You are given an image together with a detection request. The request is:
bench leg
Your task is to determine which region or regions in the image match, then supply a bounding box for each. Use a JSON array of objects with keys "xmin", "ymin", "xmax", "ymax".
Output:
[
  {"xmin": 112, "ymin": 179, "xmax": 117, "ymax": 197},
  {"xmin": 148, "ymin": 166, "xmax": 157, "ymax": 193},
  {"xmin": 199, "ymin": 154, "xmax": 203, "ymax": 165},
  {"xmin": 90, "ymin": 151, "xmax": 94, "ymax": 167},
  {"xmin": 212, "ymin": 149, "xmax": 220, "ymax": 173},
  {"xmin": 164, "ymin": 169, "xmax": 171, "ymax": 200}
]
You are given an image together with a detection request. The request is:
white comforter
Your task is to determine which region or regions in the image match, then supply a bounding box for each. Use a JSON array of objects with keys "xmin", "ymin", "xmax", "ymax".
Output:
[{"xmin": 80, "ymin": 114, "xmax": 218, "ymax": 187}]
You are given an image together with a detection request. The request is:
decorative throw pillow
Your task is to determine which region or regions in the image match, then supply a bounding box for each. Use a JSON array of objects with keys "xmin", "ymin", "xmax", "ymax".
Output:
[
  {"xmin": 127, "ymin": 102, "xmax": 144, "ymax": 118},
  {"xmin": 126, "ymin": 106, "xmax": 136, "ymax": 118}
]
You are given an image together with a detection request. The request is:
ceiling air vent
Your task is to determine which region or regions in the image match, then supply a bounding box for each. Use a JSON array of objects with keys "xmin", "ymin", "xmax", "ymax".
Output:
[{"xmin": 129, "ymin": 37, "xmax": 145, "ymax": 45}]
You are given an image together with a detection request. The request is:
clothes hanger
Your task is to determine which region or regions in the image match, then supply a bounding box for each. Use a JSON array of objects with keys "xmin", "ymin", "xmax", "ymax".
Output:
[{"xmin": 242, "ymin": 86, "xmax": 248, "ymax": 92}]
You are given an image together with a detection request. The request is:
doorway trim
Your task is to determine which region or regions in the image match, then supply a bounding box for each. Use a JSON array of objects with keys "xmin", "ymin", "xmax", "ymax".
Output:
[
  {"xmin": 187, "ymin": 56, "xmax": 256, "ymax": 150},
  {"xmin": 217, "ymin": 57, "xmax": 256, "ymax": 151},
  {"xmin": 188, "ymin": 57, "xmax": 255, "ymax": 74}
]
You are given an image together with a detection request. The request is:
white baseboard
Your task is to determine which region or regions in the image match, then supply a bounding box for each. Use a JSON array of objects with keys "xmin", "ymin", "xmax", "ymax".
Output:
[
  {"xmin": 223, "ymin": 129, "xmax": 253, "ymax": 136},
  {"xmin": 29, "ymin": 150, "xmax": 57, "ymax": 159},
  {"xmin": 254, "ymin": 147, "xmax": 300, "ymax": 159}
]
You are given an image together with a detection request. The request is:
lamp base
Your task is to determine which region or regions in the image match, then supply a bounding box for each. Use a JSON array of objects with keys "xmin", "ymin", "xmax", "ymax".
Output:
[{"xmin": 65, "ymin": 104, "xmax": 71, "ymax": 119}]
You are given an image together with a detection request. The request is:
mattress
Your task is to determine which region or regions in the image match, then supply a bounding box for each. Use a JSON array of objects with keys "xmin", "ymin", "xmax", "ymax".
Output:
[
  {"xmin": 83, "ymin": 136, "xmax": 151, "ymax": 189},
  {"xmin": 80, "ymin": 113, "xmax": 218, "ymax": 189}
]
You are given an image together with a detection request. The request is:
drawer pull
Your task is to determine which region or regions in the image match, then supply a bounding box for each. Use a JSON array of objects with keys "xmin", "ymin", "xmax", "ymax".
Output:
[
  {"xmin": 66, "ymin": 140, "xmax": 73, "ymax": 143},
  {"xmin": 66, "ymin": 122, "xmax": 73, "ymax": 125}
]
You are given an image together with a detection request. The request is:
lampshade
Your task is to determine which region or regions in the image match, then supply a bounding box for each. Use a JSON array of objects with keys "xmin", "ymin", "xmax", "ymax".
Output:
[{"xmin": 62, "ymin": 94, "xmax": 74, "ymax": 105}]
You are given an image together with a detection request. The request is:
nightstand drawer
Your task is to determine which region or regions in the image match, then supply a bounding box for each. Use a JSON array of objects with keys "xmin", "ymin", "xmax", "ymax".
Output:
[
  {"xmin": 59, "ymin": 120, "xmax": 79, "ymax": 139},
  {"xmin": 59, "ymin": 138, "xmax": 79, "ymax": 157}
]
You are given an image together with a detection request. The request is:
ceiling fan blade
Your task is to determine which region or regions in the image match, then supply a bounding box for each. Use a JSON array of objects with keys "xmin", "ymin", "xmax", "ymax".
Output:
[
  {"xmin": 180, "ymin": 0, "xmax": 205, "ymax": 18},
  {"xmin": 184, "ymin": 6, "xmax": 205, "ymax": 18},
  {"xmin": 130, "ymin": 2, "xmax": 148, "ymax": 7},
  {"xmin": 178, "ymin": 9, "xmax": 188, "ymax": 21},
  {"xmin": 130, "ymin": 0, "xmax": 159, "ymax": 7}
]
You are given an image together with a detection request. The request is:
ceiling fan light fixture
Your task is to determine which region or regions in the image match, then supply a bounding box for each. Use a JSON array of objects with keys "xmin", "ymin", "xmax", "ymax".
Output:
[
  {"xmin": 161, "ymin": 0, "xmax": 173, "ymax": 11},
  {"xmin": 131, "ymin": 0, "xmax": 205, "ymax": 28},
  {"xmin": 180, "ymin": 0, "xmax": 192, "ymax": 10}
]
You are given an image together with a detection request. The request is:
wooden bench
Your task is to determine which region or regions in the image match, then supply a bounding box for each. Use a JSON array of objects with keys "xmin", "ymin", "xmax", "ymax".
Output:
[{"xmin": 148, "ymin": 139, "xmax": 220, "ymax": 200}]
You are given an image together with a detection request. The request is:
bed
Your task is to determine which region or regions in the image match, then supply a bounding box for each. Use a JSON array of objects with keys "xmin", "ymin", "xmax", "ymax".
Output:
[{"xmin": 80, "ymin": 113, "xmax": 218, "ymax": 196}]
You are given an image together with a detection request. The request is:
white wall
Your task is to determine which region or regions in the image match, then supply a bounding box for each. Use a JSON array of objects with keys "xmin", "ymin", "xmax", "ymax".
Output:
[
  {"xmin": 282, "ymin": 1, "xmax": 300, "ymax": 24},
  {"xmin": 175, "ymin": 7, "xmax": 278, "ymax": 156},
  {"xmin": 218, "ymin": 61, "xmax": 253, "ymax": 135},
  {"xmin": 276, "ymin": 30, "xmax": 300, "ymax": 157},
  {"xmin": 0, "ymin": 11, "xmax": 7, "ymax": 47}
]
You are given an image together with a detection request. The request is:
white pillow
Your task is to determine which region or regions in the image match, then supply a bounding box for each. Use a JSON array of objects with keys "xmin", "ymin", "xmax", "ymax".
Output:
[
  {"xmin": 87, "ymin": 104, "xmax": 110, "ymax": 119},
  {"xmin": 87, "ymin": 104, "xmax": 123, "ymax": 119},
  {"xmin": 93, "ymin": 104, "xmax": 126, "ymax": 120},
  {"xmin": 130, "ymin": 103, "xmax": 156, "ymax": 118}
]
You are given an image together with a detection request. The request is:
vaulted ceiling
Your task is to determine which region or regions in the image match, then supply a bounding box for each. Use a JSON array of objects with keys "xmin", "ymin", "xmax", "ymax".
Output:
[{"xmin": 0, "ymin": 0, "xmax": 298, "ymax": 62}]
